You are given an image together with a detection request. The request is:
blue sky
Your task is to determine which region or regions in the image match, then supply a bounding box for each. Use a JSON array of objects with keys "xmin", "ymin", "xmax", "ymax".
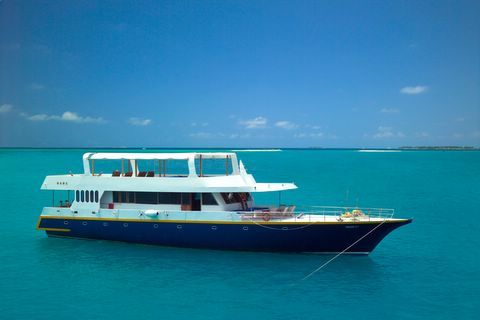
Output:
[{"xmin": 0, "ymin": 0, "xmax": 479, "ymax": 148}]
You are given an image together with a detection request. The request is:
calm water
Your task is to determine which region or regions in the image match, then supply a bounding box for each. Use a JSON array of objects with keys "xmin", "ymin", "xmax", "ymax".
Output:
[{"xmin": 0, "ymin": 149, "xmax": 479, "ymax": 319}]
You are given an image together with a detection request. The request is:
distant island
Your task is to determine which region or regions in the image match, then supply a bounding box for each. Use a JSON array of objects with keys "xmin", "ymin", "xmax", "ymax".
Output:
[{"xmin": 399, "ymin": 146, "xmax": 479, "ymax": 150}]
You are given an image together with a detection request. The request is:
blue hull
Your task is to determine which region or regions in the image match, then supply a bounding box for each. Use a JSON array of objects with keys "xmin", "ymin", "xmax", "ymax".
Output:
[{"xmin": 38, "ymin": 217, "xmax": 411, "ymax": 253}]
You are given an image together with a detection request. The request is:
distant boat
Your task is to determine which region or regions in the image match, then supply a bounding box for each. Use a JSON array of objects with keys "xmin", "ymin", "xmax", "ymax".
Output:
[{"xmin": 37, "ymin": 152, "xmax": 411, "ymax": 253}]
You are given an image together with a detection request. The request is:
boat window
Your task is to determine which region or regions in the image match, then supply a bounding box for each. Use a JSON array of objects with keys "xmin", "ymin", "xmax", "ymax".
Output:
[
  {"xmin": 195, "ymin": 156, "xmax": 233, "ymax": 176},
  {"xmin": 181, "ymin": 193, "xmax": 191, "ymax": 205},
  {"xmin": 86, "ymin": 190, "xmax": 90, "ymax": 202},
  {"xmin": 95, "ymin": 191, "xmax": 99, "ymax": 202},
  {"xmin": 81, "ymin": 190, "xmax": 85, "ymax": 202},
  {"xmin": 136, "ymin": 159, "xmax": 189, "ymax": 177},
  {"xmin": 135, "ymin": 192, "xmax": 158, "ymax": 204},
  {"xmin": 111, "ymin": 192, "xmax": 184, "ymax": 204},
  {"xmin": 202, "ymin": 193, "xmax": 218, "ymax": 205},
  {"xmin": 76, "ymin": 190, "xmax": 80, "ymax": 202},
  {"xmin": 113, "ymin": 191, "xmax": 120, "ymax": 203},
  {"xmin": 90, "ymin": 159, "xmax": 125, "ymax": 176},
  {"xmin": 125, "ymin": 192, "xmax": 135, "ymax": 203},
  {"xmin": 158, "ymin": 192, "xmax": 181, "ymax": 204},
  {"xmin": 221, "ymin": 193, "xmax": 251, "ymax": 204},
  {"xmin": 90, "ymin": 191, "xmax": 94, "ymax": 202}
]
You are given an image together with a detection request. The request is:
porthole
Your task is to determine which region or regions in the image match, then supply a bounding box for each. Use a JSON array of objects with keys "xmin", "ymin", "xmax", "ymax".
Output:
[
  {"xmin": 82, "ymin": 221, "xmax": 88, "ymax": 226},
  {"xmin": 103, "ymin": 222, "xmax": 109, "ymax": 227},
  {"xmin": 64, "ymin": 220, "xmax": 69, "ymax": 225},
  {"xmin": 123, "ymin": 223, "xmax": 128, "ymax": 227},
  {"xmin": 243, "ymin": 226, "xmax": 248, "ymax": 231},
  {"xmin": 177, "ymin": 225, "xmax": 183, "ymax": 230},
  {"xmin": 211, "ymin": 226, "xmax": 217, "ymax": 230},
  {"xmin": 153, "ymin": 224, "xmax": 159, "ymax": 229}
]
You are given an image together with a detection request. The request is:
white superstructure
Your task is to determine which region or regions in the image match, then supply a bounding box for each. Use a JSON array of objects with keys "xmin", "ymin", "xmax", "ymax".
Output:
[{"xmin": 41, "ymin": 152, "xmax": 297, "ymax": 214}]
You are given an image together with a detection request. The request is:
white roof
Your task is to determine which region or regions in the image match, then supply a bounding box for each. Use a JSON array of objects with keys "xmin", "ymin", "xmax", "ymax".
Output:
[
  {"xmin": 84, "ymin": 152, "xmax": 235, "ymax": 160},
  {"xmin": 41, "ymin": 175, "xmax": 298, "ymax": 193}
]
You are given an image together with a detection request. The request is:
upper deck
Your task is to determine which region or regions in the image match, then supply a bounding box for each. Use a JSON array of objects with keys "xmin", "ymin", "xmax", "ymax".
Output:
[{"xmin": 41, "ymin": 152, "xmax": 297, "ymax": 193}]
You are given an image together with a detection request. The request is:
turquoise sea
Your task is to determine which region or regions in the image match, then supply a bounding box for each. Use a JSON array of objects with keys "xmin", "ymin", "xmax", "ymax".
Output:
[{"xmin": 0, "ymin": 148, "xmax": 479, "ymax": 319}]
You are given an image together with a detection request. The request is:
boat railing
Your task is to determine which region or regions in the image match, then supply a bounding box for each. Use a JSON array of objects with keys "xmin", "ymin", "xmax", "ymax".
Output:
[
  {"xmin": 46, "ymin": 206, "xmax": 394, "ymax": 223},
  {"xmin": 237, "ymin": 205, "xmax": 394, "ymax": 222}
]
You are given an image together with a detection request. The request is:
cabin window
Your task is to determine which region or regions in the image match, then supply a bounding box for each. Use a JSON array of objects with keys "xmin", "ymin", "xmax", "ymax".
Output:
[
  {"xmin": 135, "ymin": 192, "xmax": 158, "ymax": 204},
  {"xmin": 81, "ymin": 190, "xmax": 85, "ymax": 202},
  {"xmin": 76, "ymin": 190, "xmax": 80, "ymax": 202},
  {"xmin": 221, "ymin": 192, "xmax": 251, "ymax": 204},
  {"xmin": 86, "ymin": 190, "xmax": 90, "ymax": 202},
  {"xmin": 202, "ymin": 193, "xmax": 218, "ymax": 205},
  {"xmin": 112, "ymin": 192, "xmax": 184, "ymax": 204},
  {"xmin": 125, "ymin": 192, "xmax": 135, "ymax": 203},
  {"xmin": 181, "ymin": 193, "xmax": 191, "ymax": 205},
  {"xmin": 158, "ymin": 193, "xmax": 181, "ymax": 204},
  {"xmin": 95, "ymin": 191, "xmax": 99, "ymax": 202},
  {"xmin": 90, "ymin": 191, "xmax": 94, "ymax": 202}
]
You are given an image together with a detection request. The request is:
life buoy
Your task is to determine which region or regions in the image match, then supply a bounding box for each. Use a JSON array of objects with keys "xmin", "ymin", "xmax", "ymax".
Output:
[
  {"xmin": 342, "ymin": 211, "xmax": 352, "ymax": 218},
  {"xmin": 352, "ymin": 209, "xmax": 363, "ymax": 217},
  {"xmin": 263, "ymin": 212, "xmax": 271, "ymax": 221}
]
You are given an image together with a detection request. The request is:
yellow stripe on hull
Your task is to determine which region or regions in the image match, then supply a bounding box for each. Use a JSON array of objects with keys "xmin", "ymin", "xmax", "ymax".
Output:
[{"xmin": 37, "ymin": 227, "xmax": 71, "ymax": 232}]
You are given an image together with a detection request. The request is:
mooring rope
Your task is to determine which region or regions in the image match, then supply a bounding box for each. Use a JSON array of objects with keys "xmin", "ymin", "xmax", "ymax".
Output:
[{"xmin": 302, "ymin": 219, "xmax": 388, "ymax": 280}]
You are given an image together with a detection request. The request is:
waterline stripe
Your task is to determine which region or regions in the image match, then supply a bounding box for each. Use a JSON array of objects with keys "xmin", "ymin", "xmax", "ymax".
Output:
[{"xmin": 38, "ymin": 227, "xmax": 71, "ymax": 232}]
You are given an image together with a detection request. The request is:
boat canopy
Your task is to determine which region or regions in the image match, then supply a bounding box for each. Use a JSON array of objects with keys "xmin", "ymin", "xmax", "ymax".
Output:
[
  {"xmin": 41, "ymin": 152, "xmax": 298, "ymax": 193},
  {"xmin": 84, "ymin": 152, "xmax": 236, "ymax": 160}
]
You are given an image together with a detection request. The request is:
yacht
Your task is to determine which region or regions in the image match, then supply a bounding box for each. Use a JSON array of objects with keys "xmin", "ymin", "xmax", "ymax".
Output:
[{"xmin": 37, "ymin": 152, "xmax": 411, "ymax": 253}]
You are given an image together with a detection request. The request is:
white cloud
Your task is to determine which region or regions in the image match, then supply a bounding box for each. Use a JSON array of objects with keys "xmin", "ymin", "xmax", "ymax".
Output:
[
  {"xmin": 239, "ymin": 116, "xmax": 267, "ymax": 129},
  {"xmin": 275, "ymin": 121, "xmax": 297, "ymax": 130},
  {"xmin": 380, "ymin": 108, "xmax": 399, "ymax": 113},
  {"xmin": 0, "ymin": 104, "xmax": 13, "ymax": 113},
  {"xmin": 416, "ymin": 132, "xmax": 430, "ymax": 138},
  {"xmin": 189, "ymin": 132, "xmax": 214, "ymax": 139},
  {"xmin": 372, "ymin": 126, "xmax": 405, "ymax": 139},
  {"xmin": 294, "ymin": 132, "xmax": 324, "ymax": 138},
  {"xmin": 455, "ymin": 117, "xmax": 465, "ymax": 122},
  {"xmin": 30, "ymin": 83, "xmax": 45, "ymax": 90},
  {"xmin": 229, "ymin": 133, "xmax": 251, "ymax": 139},
  {"xmin": 400, "ymin": 86, "xmax": 428, "ymax": 95},
  {"xmin": 129, "ymin": 117, "xmax": 152, "ymax": 126},
  {"xmin": 24, "ymin": 111, "xmax": 105, "ymax": 123},
  {"xmin": 192, "ymin": 122, "xmax": 208, "ymax": 127},
  {"xmin": 189, "ymin": 132, "xmax": 252, "ymax": 139}
]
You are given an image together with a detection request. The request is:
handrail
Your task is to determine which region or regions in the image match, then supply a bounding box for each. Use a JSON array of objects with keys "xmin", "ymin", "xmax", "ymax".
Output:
[
  {"xmin": 46, "ymin": 205, "xmax": 395, "ymax": 223},
  {"xmin": 236, "ymin": 205, "xmax": 394, "ymax": 222}
]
